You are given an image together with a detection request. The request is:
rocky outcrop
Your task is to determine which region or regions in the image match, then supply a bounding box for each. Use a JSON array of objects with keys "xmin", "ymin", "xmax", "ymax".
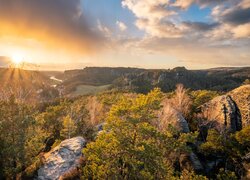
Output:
[
  {"xmin": 158, "ymin": 102, "xmax": 190, "ymax": 133},
  {"xmin": 229, "ymin": 85, "xmax": 250, "ymax": 127},
  {"xmin": 201, "ymin": 95, "xmax": 242, "ymax": 132},
  {"xmin": 37, "ymin": 137, "xmax": 86, "ymax": 180}
]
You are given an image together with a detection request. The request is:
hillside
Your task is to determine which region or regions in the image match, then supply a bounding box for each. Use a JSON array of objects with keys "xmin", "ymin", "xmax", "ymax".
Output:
[
  {"xmin": 56, "ymin": 66, "xmax": 250, "ymax": 95},
  {"xmin": 0, "ymin": 68, "xmax": 59, "ymax": 101},
  {"xmin": 8, "ymin": 84, "xmax": 249, "ymax": 179}
]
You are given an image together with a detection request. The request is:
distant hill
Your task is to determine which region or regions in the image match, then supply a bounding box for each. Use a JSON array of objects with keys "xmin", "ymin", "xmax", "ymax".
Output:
[
  {"xmin": 57, "ymin": 66, "xmax": 250, "ymax": 94},
  {"xmin": 59, "ymin": 67, "xmax": 145, "ymax": 94},
  {"xmin": 1, "ymin": 66, "xmax": 249, "ymax": 98}
]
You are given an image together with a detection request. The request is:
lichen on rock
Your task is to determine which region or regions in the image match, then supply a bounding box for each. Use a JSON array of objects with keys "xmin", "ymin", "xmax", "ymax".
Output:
[{"xmin": 37, "ymin": 137, "xmax": 86, "ymax": 180}]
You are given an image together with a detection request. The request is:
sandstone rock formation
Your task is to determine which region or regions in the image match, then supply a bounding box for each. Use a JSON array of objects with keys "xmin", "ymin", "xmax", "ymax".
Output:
[
  {"xmin": 229, "ymin": 85, "xmax": 250, "ymax": 127},
  {"xmin": 37, "ymin": 137, "xmax": 86, "ymax": 180},
  {"xmin": 201, "ymin": 95, "xmax": 242, "ymax": 132}
]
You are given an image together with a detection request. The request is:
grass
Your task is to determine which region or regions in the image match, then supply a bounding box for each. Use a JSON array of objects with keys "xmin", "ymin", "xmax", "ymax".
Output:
[{"xmin": 72, "ymin": 84, "xmax": 111, "ymax": 96}]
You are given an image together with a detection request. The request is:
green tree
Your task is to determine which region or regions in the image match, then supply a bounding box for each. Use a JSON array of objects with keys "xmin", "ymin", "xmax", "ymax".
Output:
[
  {"xmin": 60, "ymin": 115, "xmax": 77, "ymax": 139},
  {"xmin": 82, "ymin": 89, "xmax": 192, "ymax": 179},
  {"xmin": 243, "ymin": 79, "xmax": 250, "ymax": 85},
  {"xmin": 0, "ymin": 96, "xmax": 36, "ymax": 178},
  {"xmin": 190, "ymin": 90, "xmax": 219, "ymax": 110}
]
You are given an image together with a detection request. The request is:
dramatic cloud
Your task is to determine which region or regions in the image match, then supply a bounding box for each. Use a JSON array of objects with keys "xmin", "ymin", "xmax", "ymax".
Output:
[
  {"xmin": 121, "ymin": 0, "xmax": 226, "ymax": 38},
  {"xmin": 211, "ymin": 1, "xmax": 250, "ymax": 38},
  {"xmin": 122, "ymin": 0, "xmax": 182, "ymax": 38},
  {"xmin": 121, "ymin": 0, "xmax": 250, "ymax": 67},
  {"xmin": 0, "ymin": 0, "xmax": 104, "ymax": 54},
  {"xmin": 222, "ymin": 7, "xmax": 250, "ymax": 25}
]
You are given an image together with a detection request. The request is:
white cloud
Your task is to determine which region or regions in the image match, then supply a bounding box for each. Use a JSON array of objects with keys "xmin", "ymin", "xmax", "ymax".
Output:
[
  {"xmin": 97, "ymin": 20, "xmax": 111, "ymax": 37},
  {"xmin": 122, "ymin": 0, "xmax": 182, "ymax": 38},
  {"xmin": 232, "ymin": 23, "xmax": 250, "ymax": 38},
  {"xmin": 116, "ymin": 21, "xmax": 127, "ymax": 31}
]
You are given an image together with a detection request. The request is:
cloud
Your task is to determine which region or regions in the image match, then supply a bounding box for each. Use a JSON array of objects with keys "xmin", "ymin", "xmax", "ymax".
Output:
[
  {"xmin": 222, "ymin": 7, "xmax": 250, "ymax": 25},
  {"xmin": 120, "ymin": 0, "xmax": 250, "ymax": 67},
  {"xmin": 173, "ymin": 0, "xmax": 228, "ymax": 9},
  {"xmin": 210, "ymin": 1, "xmax": 250, "ymax": 38},
  {"xmin": 0, "ymin": 0, "xmax": 104, "ymax": 54},
  {"xmin": 122, "ymin": 0, "xmax": 183, "ymax": 38},
  {"xmin": 116, "ymin": 21, "xmax": 127, "ymax": 31},
  {"xmin": 183, "ymin": 22, "xmax": 219, "ymax": 31},
  {"xmin": 232, "ymin": 23, "xmax": 250, "ymax": 38},
  {"xmin": 121, "ymin": 0, "xmax": 225, "ymax": 38},
  {"xmin": 97, "ymin": 20, "xmax": 112, "ymax": 37},
  {"xmin": 240, "ymin": 0, "xmax": 250, "ymax": 9},
  {"xmin": 137, "ymin": 37, "xmax": 250, "ymax": 66}
]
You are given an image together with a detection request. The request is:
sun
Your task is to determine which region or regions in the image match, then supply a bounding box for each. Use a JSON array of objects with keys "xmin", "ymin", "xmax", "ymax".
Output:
[{"xmin": 11, "ymin": 54, "xmax": 24, "ymax": 65}]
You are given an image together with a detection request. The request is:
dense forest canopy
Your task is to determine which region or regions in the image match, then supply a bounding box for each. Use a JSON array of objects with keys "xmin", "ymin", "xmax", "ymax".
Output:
[{"xmin": 0, "ymin": 77, "xmax": 249, "ymax": 179}]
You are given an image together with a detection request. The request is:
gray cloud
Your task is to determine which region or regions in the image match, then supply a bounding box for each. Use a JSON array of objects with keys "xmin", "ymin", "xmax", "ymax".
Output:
[
  {"xmin": 183, "ymin": 22, "xmax": 219, "ymax": 31},
  {"xmin": 222, "ymin": 7, "xmax": 250, "ymax": 25}
]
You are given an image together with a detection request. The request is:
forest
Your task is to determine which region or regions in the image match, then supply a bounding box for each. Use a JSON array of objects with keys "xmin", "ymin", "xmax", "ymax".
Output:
[{"xmin": 0, "ymin": 79, "xmax": 249, "ymax": 179}]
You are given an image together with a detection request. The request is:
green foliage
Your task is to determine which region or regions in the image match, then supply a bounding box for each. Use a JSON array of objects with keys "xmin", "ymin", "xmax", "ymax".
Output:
[
  {"xmin": 190, "ymin": 90, "xmax": 219, "ymax": 110},
  {"xmin": 234, "ymin": 125, "xmax": 250, "ymax": 153},
  {"xmin": 0, "ymin": 96, "xmax": 40, "ymax": 178},
  {"xmin": 199, "ymin": 129, "xmax": 225, "ymax": 155},
  {"xmin": 97, "ymin": 90, "xmax": 125, "ymax": 107},
  {"xmin": 216, "ymin": 169, "xmax": 237, "ymax": 180},
  {"xmin": 243, "ymin": 79, "xmax": 250, "ymax": 85},
  {"xmin": 82, "ymin": 89, "xmax": 192, "ymax": 179},
  {"xmin": 60, "ymin": 115, "xmax": 77, "ymax": 139},
  {"xmin": 180, "ymin": 169, "xmax": 208, "ymax": 180},
  {"xmin": 36, "ymin": 101, "xmax": 70, "ymax": 138}
]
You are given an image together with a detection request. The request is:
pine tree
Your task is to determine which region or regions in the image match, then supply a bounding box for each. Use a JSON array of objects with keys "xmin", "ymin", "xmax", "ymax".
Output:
[{"xmin": 60, "ymin": 115, "xmax": 76, "ymax": 139}]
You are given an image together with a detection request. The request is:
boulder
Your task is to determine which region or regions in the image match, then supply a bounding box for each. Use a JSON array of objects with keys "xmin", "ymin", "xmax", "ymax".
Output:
[
  {"xmin": 37, "ymin": 137, "xmax": 86, "ymax": 180},
  {"xmin": 201, "ymin": 95, "xmax": 242, "ymax": 132}
]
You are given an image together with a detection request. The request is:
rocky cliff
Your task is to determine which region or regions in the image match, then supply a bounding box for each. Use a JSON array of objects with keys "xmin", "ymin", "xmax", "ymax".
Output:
[
  {"xmin": 37, "ymin": 137, "xmax": 86, "ymax": 180},
  {"xmin": 228, "ymin": 85, "xmax": 250, "ymax": 127},
  {"xmin": 201, "ymin": 95, "xmax": 242, "ymax": 132}
]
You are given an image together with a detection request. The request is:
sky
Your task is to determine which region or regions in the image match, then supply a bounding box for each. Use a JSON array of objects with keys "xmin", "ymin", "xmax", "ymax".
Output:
[{"xmin": 0, "ymin": 0, "xmax": 250, "ymax": 70}]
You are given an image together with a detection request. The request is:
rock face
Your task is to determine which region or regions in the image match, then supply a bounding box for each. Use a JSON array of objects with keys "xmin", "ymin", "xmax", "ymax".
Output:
[
  {"xmin": 201, "ymin": 95, "xmax": 242, "ymax": 132},
  {"xmin": 229, "ymin": 85, "xmax": 250, "ymax": 127},
  {"xmin": 37, "ymin": 137, "xmax": 86, "ymax": 180},
  {"xmin": 158, "ymin": 102, "xmax": 190, "ymax": 133}
]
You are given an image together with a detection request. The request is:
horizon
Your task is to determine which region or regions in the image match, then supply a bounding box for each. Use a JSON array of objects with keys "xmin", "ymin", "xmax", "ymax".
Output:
[
  {"xmin": 1, "ymin": 63, "xmax": 250, "ymax": 72},
  {"xmin": 0, "ymin": 0, "xmax": 250, "ymax": 70}
]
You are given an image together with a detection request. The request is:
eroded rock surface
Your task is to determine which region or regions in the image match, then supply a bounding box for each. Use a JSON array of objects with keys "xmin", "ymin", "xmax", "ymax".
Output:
[
  {"xmin": 201, "ymin": 95, "xmax": 242, "ymax": 132},
  {"xmin": 229, "ymin": 85, "xmax": 250, "ymax": 127},
  {"xmin": 37, "ymin": 137, "xmax": 86, "ymax": 180}
]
